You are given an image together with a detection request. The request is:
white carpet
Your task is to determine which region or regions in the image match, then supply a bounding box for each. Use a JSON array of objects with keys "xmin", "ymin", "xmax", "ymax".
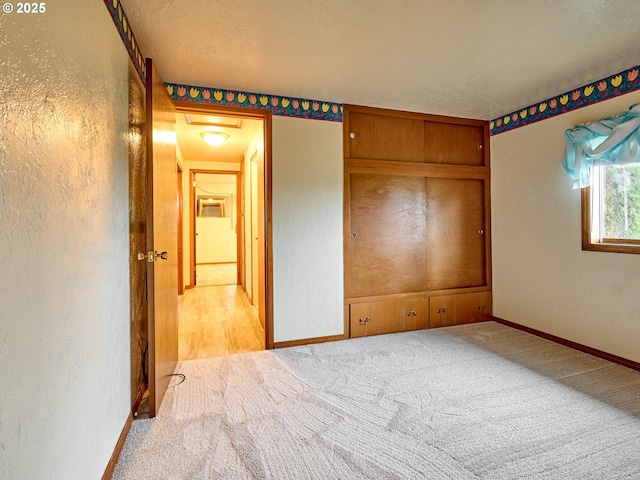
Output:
[{"xmin": 112, "ymin": 322, "xmax": 640, "ymax": 479}]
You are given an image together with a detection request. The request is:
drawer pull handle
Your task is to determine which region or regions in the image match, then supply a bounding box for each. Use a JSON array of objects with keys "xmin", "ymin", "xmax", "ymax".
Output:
[
  {"xmin": 437, "ymin": 307, "xmax": 447, "ymax": 314},
  {"xmin": 359, "ymin": 317, "xmax": 370, "ymax": 325},
  {"xmin": 407, "ymin": 310, "xmax": 417, "ymax": 316},
  {"xmin": 478, "ymin": 305, "xmax": 487, "ymax": 311}
]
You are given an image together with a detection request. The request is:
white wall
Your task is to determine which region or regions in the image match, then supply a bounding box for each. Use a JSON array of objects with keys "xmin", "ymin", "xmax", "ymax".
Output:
[
  {"xmin": 491, "ymin": 91, "xmax": 640, "ymax": 363},
  {"xmin": 0, "ymin": 1, "xmax": 131, "ymax": 478},
  {"xmin": 272, "ymin": 116, "xmax": 344, "ymax": 342}
]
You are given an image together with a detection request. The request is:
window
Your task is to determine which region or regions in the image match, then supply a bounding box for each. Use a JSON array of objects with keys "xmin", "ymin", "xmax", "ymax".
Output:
[{"xmin": 583, "ymin": 163, "xmax": 640, "ymax": 253}]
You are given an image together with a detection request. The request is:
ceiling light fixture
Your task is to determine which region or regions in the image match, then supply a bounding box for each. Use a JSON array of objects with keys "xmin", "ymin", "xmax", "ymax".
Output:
[{"xmin": 201, "ymin": 131, "xmax": 228, "ymax": 146}]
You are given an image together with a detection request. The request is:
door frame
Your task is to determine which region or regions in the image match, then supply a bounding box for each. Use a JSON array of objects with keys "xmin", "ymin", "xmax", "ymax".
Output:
[
  {"xmin": 190, "ymin": 170, "xmax": 240, "ymax": 287},
  {"xmin": 177, "ymin": 164, "xmax": 184, "ymax": 295},
  {"xmin": 175, "ymin": 102, "xmax": 274, "ymax": 350}
]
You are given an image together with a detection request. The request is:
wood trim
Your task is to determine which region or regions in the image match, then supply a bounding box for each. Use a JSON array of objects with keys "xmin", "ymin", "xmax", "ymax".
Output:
[
  {"xmin": 263, "ymin": 113, "xmax": 274, "ymax": 350},
  {"xmin": 189, "ymin": 169, "xmax": 240, "ymax": 285},
  {"xmin": 189, "ymin": 169, "xmax": 196, "ymax": 287},
  {"xmin": 174, "ymin": 101, "xmax": 271, "ymax": 120},
  {"xmin": 274, "ymin": 333, "xmax": 348, "ymax": 349},
  {"xmin": 493, "ymin": 317, "xmax": 640, "ymax": 372},
  {"xmin": 177, "ymin": 103, "xmax": 274, "ymax": 350},
  {"xmin": 236, "ymin": 168, "xmax": 243, "ymax": 286},
  {"xmin": 346, "ymin": 286, "xmax": 492, "ymax": 305},
  {"xmin": 343, "ymin": 172, "xmax": 352, "ymax": 299},
  {"xmin": 345, "ymin": 158, "xmax": 490, "ymax": 179},
  {"xmin": 343, "ymin": 104, "xmax": 487, "ymax": 127},
  {"xmin": 581, "ymin": 185, "xmax": 640, "ymax": 254},
  {"xmin": 177, "ymin": 166, "xmax": 184, "ymax": 295},
  {"xmin": 342, "ymin": 108, "xmax": 351, "ymax": 160},
  {"xmin": 581, "ymin": 185, "xmax": 594, "ymax": 251},
  {"xmin": 101, "ymin": 412, "xmax": 133, "ymax": 480},
  {"xmin": 482, "ymin": 123, "xmax": 491, "ymax": 168},
  {"xmin": 483, "ymin": 177, "xmax": 492, "ymax": 287}
]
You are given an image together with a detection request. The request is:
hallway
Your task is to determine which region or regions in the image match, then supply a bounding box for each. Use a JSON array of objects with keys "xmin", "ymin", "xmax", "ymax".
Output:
[{"xmin": 178, "ymin": 281, "xmax": 265, "ymax": 361}]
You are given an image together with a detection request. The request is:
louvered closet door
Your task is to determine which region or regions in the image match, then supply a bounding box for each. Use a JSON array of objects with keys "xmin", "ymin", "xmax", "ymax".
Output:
[
  {"xmin": 349, "ymin": 174, "xmax": 427, "ymax": 297},
  {"xmin": 426, "ymin": 178, "xmax": 486, "ymax": 290}
]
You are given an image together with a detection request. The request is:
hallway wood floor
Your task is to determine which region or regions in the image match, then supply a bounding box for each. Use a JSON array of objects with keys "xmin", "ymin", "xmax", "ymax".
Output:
[{"xmin": 178, "ymin": 283, "xmax": 265, "ymax": 361}]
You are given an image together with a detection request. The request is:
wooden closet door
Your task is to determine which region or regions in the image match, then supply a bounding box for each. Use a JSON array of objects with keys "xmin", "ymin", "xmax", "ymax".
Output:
[
  {"xmin": 348, "ymin": 112, "xmax": 424, "ymax": 162},
  {"xmin": 424, "ymin": 121, "xmax": 485, "ymax": 166},
  {"xmin": 426, "ymin": 178, "xmax": 486, "ymax": 290},
  {"xmin": 350, "ymin": 174, "xmax": 427, "ymax": 297}
]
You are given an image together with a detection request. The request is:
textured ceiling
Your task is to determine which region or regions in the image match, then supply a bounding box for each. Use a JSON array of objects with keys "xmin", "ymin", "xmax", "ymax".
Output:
[
  {"xmin": 176, "ymin": 113, "xmax": 261, "ymax": 163},
  {"xmin": 121, "ymin": 0, "xmax": 640, "ymax": 120}
]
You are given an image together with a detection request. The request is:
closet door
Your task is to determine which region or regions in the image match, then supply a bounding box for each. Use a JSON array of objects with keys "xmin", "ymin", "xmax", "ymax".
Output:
[
  {"xmin": 424, "ymin": 121, "xmax": 486, "ymax": 166},
  {"xmin": 349, "ymin": 174, "xmax": 427, "ymax": 297},
  {"xmin": 348, "ymin": 112, "xmax": 424, "ymax": 162},
  {"xmin": 426, "ymin": 178, "xmax": 486, "ymax": 290}
]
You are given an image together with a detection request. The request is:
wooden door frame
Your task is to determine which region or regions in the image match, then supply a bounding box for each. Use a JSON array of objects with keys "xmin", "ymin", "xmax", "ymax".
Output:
[
  {"xmin": 177, "ymin": 164, "xmax": 184, "ymax": 295},
  {"xmin": 175, "ymin": 102, "xmax": 274, "ymax": 350},
  {"xmin": 189, "ymin": 169, "xmax": 241, "ymax": 286}
]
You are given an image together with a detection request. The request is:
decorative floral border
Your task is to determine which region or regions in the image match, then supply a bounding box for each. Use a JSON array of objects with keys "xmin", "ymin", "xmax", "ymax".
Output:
[
  {"xmin": 106, "ymin": 0, "xmax": 637, "ymax": 130},
  {"xmin": 166, "ymin": 83, "xmax": 343, "ymax": 122},
  {"xmin": 103, "ymin": 0, "xmax": 147, "ymax": 83},
  {"xmin": 490, "ymin": 65, "xmax": 640, "ymax": 136}
]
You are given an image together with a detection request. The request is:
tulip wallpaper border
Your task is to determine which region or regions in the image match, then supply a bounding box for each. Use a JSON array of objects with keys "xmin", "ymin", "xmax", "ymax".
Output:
[
  {"xmin": 490, "ymin": 65, "xmax": 640, "ymax": 136},
  {"xmin": 105, "ymin": 0, "xmax": 638, "ymax": 132},
  {"xmin": 103, "ymin": 0, "xmax": 147, "ymax": 83},
  {"xmin": 166, "ymin": 84, "xmax": 343, "ymax": 122}
]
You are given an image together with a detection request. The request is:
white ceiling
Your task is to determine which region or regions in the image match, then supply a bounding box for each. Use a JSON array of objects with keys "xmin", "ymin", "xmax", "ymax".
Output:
[
  {"xmin": 176, "ymin": 113, "xmax": 261, "ymax": 163},
  {"xmin": 121, "ymin": 0, "xmax": 640, "ymax": 122}
]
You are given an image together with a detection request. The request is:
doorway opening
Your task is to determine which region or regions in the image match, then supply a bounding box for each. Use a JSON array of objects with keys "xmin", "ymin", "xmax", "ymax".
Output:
[{"xmin": 174, "ymin": 103, "xmax": 273, "ymax": 359}]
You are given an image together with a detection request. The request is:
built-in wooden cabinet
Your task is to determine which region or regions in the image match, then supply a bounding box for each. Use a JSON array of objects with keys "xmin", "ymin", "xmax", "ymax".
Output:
[
  {"xmin": 344, "ymin": 105, "xmax": 492, "ymax": 338},
  {"xmin": 350, "ymin": 298, "xmax": 428, "ymax": 338},
  {"xmin": 429, "ymin": 292, "xmax": 492, "ymax": 328}
]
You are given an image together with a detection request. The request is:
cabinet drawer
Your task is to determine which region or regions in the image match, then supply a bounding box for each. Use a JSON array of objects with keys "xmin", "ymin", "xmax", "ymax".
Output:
[
  {"xmin": 429, "ymin": 292, "xmax": 492, "ymax": 328},
  {"xmin": 456, "ymin": 292, "xmax": 492, "ymax": 324},
  {"xmin": 350, "ymin": 298, "xmax": 428, "ymax": 338}
]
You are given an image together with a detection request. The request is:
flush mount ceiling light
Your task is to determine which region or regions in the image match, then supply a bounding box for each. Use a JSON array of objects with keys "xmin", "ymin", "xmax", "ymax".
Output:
[{"xmin": 201, "ymin": 131, "xmax": 228, "ymax": 146}]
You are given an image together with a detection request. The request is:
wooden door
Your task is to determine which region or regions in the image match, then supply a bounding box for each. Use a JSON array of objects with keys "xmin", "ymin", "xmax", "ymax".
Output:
[
  {"xmin": 426, "ymin": 178, "xmax": 486, "ymax": 290},
  {"xmin": 177, "ymin": 167, "xmax": 183, "ymax": 295},
  {"xmin": 349, "ymin": 174, "xmax": 427, "ymax": 297},
  {"xmin": 146, "ymin": 58, "xmax": 178, "ymax": 417},
  {"xmin": 424, "ymin": 121, "xmax": 485, "ymax": 166},
  {"xmin": 348, "ymin": 112, "xmax": 424, "ymax": 162}
]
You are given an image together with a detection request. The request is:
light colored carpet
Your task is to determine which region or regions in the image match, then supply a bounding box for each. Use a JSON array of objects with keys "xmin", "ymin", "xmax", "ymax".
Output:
[{"xmin": 113, "ymin": 322, "xmax": 640, "ymax": 479}]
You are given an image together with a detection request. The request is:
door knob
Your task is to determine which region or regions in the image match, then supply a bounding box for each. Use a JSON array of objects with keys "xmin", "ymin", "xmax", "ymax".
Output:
[{"xmin": 138, "ymin": 251, "xmax": 169, "ymax": 262}]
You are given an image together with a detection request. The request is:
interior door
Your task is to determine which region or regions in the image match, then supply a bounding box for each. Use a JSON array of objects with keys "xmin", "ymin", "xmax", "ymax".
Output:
[{"xmin": 145, "ymin": 58, "xmax": 178, "ymax": 417}]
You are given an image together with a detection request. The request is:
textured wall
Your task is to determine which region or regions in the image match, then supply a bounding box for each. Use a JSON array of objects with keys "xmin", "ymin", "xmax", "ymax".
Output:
[
  {"xmin": 0, "ymin": 1, "xmax": 131, "ymax": 478},
  {"xmin": 491, "ymin": 90, "xmax": 640, "ymax": 363},
  {"xmin": 272, "ymin": 116, "xmax": 344, "ymax": 342}
]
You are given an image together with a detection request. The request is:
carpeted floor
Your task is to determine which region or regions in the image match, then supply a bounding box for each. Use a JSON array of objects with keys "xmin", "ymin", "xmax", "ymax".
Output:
[{"xmin": 113, "ymin": 322, "xmax": 640, "ymax": 479}]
